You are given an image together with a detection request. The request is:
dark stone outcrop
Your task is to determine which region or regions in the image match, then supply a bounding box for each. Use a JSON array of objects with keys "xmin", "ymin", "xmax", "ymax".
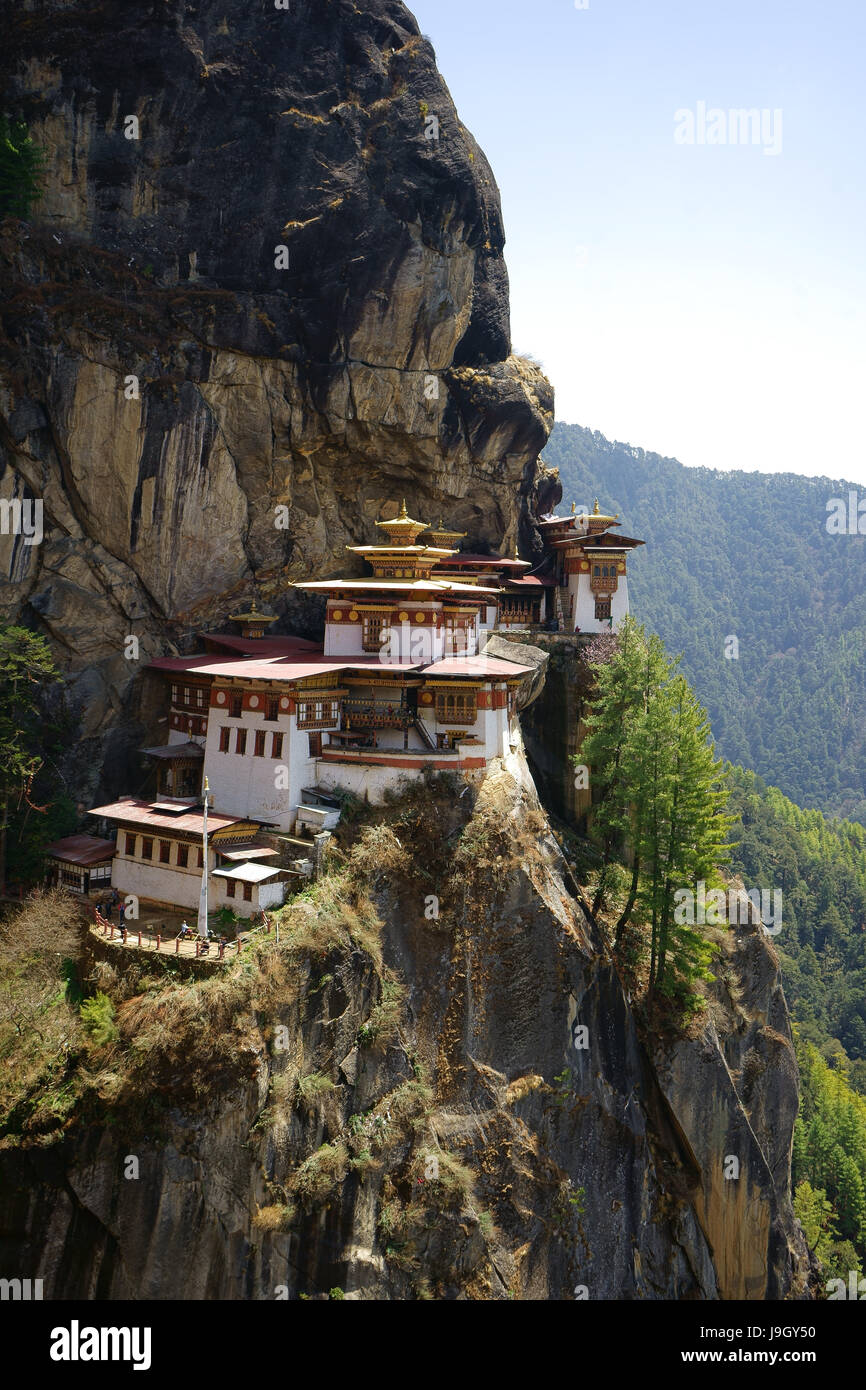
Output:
[{"xmin": 0, "ymin": 0, "xmax": 553, "ymax": 807}]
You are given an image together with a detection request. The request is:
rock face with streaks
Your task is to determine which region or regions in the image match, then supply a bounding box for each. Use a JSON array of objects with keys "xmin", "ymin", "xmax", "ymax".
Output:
[
  {"xmin": 0, "ymin": 0, "xmax": 554, "ymax": 803},
  {"xmin": 0, "ymin": 749, "xmax": 812, "ymax": 1300}
]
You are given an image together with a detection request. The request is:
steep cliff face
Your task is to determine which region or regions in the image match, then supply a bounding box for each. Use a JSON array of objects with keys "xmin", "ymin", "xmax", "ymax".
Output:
[
  {"xmin": 0, "ymin": 0, "xmax": 555, "ymax": 801},
  {"xmin": 0, "ymin": 752, "xmax": 811, "ymax": 1300}
]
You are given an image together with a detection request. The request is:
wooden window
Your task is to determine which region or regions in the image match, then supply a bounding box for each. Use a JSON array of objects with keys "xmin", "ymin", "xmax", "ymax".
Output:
[
  {"xmin": 159, "ymin": 840, "xmax": 171, "ymax": 864},
  {"xmin": 183, "ymin": 686, "xmax": 190, "ymax": 706},
  {"xmin": 197, "ymin": 847, "xmax": 204, "ymax": 868},
  {"xmin": 254, "ymin": 730, "xmax": 266, "ymax": 757},
  {"xmin": 177, "ymin": 844, "xmax": 189, "ymax": 868},
  {"xmin": 125, "ymin": 834, "xmax": 136, "ymax": 856},
  {"xmin": 195, "ymin": 686, "xmax": 205, "ymax": 709},
  {"xmin": 271, "ymin": 732, "xmax": 284, "ymax": 759},
  {"xmin": 434, "ymin": 690, "xmax": 477, "ymax": 725},
  {"xmin": 308, "ymin": 732, "xmax": 322, "ymax": 758},
  {"xmin": 141, "ymin": 837, "xmax": 153, "ymax": 860},
  {"xmin": 230, "ymin": 693, "xmax": 243, "ymax": 719},
  {"xmin": 171, "ymin": 684, "xmax": 179, "ymax": 705},
  {"xmin": 297, "ymin": 699, "xmax": 339, "ymax": 729},
  {"xmin": 236, "ymin": 728, "xmax": 247, "ymax": 755},
  {"xmin": 219, "ymin": 726, "xmax": 230, "ymax": 753},
  {"xmin": 266, "ymin": 697, "xmax": 279, "ymax": 722},
  {"xmin": 226, "ymin": 879, "xmax": 235, "ymax": 899},
  {"xmin": 243, "ymin": 882, "xmax": 253, "ymax": 902},
  {"xmin": 362, "ymin": 614, "xmax": 387, "ymax": 652},
  {"xmin": 595, "ymin": 600, "xmax": 612, "ymax": 622}
]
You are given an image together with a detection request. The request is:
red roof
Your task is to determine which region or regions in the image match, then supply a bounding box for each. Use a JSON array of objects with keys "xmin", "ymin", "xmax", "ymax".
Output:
[
  {"xmin": 194, "ymin": 657, "xmax": 424, "ymax": 681},
  {"xmin": 147, "ymin": 654, "xmax": 228, "ymax": 674},
  {"xmin": 504, "ymin": 575, "xmax": 556, "ymax": 588},
  {"xmin": 89, "ymin": 799, "xmax": 261, "ymax": 834},
  {"xmin": 422, "ymin": 657, "xmax": 534, "ymax": 678},
  {"xmin": 201, "ymin": 634, "xmax": 322, "ymax": 655},
  {"xmin": 437, "ymin": 554, "xmax": 529, "ymax": 569},
  {"xmin": 45, "ymin": 834, "xmax": 116, "ymax": 866}
]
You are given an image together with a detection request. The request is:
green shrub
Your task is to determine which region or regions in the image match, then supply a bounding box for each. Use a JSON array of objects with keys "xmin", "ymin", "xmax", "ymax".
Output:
[
  {"xmin": 79, "ymin": 991, "xmax": 118, "ymax": 1047},
  {"xmin": 297, "ymin": 1071, "xmax": 334, "ymax": 1104}
]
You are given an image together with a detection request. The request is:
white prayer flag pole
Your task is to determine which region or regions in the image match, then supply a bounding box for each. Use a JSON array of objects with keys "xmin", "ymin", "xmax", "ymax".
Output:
[{"xmin": 197, "ymin": 776, "xmax": 210, "ymax": 937}]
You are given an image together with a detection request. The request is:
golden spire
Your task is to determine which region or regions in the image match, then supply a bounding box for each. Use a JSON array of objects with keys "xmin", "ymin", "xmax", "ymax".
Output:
[
  {"xmin": 399, "ymin": 498, "xmax": 408, "ymax": 519},
  {"xmin": 593, "ymin": 499, "xmax": 600, "ymax": 515},
  {"xmin": 571, "ymin": 501, "xmax": 576, "ymax": 515}
]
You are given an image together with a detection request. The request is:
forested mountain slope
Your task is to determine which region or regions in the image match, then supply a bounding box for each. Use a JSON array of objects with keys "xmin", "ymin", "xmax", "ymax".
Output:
[
  {"xmin": 543, "ymin": 424, "xmax": 866, "ymax": 824},
  {"xmin": 727, "ymin": 766, "xmax": 866, "ymax": 1092}
]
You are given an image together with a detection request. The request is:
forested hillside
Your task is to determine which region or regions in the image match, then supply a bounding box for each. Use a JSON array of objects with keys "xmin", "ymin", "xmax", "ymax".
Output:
[
  {"xmin": 543, "ymin": 424, "xmax": 866, "ymax": 825},
  {"xmin": 727, "ymin": 766, "xmax": 866, "ymax": 1093},
  {"xmin": 793, "ymin": 1040, "xmax": 866, "ymax": 1280}
]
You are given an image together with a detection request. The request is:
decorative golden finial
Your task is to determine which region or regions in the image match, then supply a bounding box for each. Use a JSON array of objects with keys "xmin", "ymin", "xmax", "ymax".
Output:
[
  {"xmin": 399, "ymin": 498, "xmax": 408, "ymax": 519},
  {"xmin": 571, "ymin": 501, "xmax": 576, "ymax": 515},
  {"xmin": 593, "ymin": 499, "xmax": 600, "ymax": 515}
]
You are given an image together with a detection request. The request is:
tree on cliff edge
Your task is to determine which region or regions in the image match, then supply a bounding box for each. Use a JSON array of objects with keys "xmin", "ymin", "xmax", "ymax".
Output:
[
  {"xmin": 0, "ymin": 116, "xmax": 45, "ymax": 219},
  {"xmin": 578, "ymin": 619, "xmax": 732, "ymax": 1012},
  {"xmin": 0, "ymin": 624, "xmax": 62, "ymax": 890}
]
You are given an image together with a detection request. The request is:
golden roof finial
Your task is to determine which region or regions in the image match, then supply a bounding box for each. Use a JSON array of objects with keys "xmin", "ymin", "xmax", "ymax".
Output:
[
  {"xmin": 399, "ymin": 498, "xmax": 408, "ymax": 519},
  {"xmin": 571, "ymin": 501, "xmax": 576, "ymax": 515},
  {"xmin": 593, "ymin": 499, "xmax": 600, "ymax": 515}
]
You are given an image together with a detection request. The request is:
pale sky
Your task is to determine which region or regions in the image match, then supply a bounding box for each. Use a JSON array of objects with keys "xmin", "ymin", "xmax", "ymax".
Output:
[{"xmin": 409, "ymin": 0, "xmax": 866, "ymax": 485}]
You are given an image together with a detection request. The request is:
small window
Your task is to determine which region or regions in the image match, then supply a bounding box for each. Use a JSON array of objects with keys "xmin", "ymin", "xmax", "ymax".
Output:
[
  {"xmin": 593, "ymin": 565, "xmax": 600, "ymax": 578},
  {"xmin": 159, "ymin": 840, "xmax": 171, "ymax": 864},
  {"xmin": 236, "ymin": 728, "xmax": 247, "ymax": 755},
  {"xmin": 595, "ymin": 600, "xmax": 612, "ymax": 622},
  {"xmin": 362, "ymin": 614, "xmax": 387, "ymax": 652},
  {"xmin": 243, "ymin": 882, "xmax": 253, "ymax": 902},
  {"xmin": 171, "ymin": 684, "xmax": 179, "ymax": 705},
  {"xmin": 195, "ymin": 686, "xmax": 205, "ymax": 709},
  {"xmin": 219, "ymin": 726, "xmax": 230, "ymax": 753},
  {"xmin": 197, "ymin": 847, "xmax": 204, "ymax": 869},
  {"xmin": 141, "ymin": 837, "xmax": 153, "ymax": 860},
  {"xmin": 308, "ymin": 732, "xmax": 322, "ymax": 757},
  {"xmin": 272, "ymin": 732, "xmax": 284, "ymax": 759},
  {"xmin": 226, "ymin": 879, "xmax": 235, "ymax": 899},
  {"xmin": 230, "ymin": 694, "xmax": 243, "ymax": 719},
  {"xmin": 183, "ymin": 686, "xmax": 190, "ymax": 706},
  {"xmin": 254, "ymin": 730, "xmax": 266, "ymax": 757},
  {"xmin": 125, "ymin": 834, "xmax": 136, "ymax": 856},
  {"xmin": 177, "ymin": 844, "xmax": 189, "ymax": 868},
  {"xmin": 266, "ymin": 697, "xmax": 279, "ymax": 722}
]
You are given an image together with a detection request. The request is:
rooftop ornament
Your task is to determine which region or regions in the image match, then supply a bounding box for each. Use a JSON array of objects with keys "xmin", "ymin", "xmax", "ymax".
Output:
[
  {"xmin": 374, "ymin": 499, "xmax": 432, "ymax": 546},
  {"xmin": 229, "ymin": 599, "xmax": 279, "ymax": 638}
]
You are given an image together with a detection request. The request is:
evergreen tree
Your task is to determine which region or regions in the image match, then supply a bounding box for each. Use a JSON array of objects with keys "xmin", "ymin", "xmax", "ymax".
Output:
[
  {"xmin": 577, "ymin": 620, "xmax": 732, "ymax": 1012},
  {"xmin": 0, "ymin": 115, "xmax": 45, "ymax": 218},
  {"xmin": 0, "ymin": 623, "xmax": 62, "ymax": 888}
]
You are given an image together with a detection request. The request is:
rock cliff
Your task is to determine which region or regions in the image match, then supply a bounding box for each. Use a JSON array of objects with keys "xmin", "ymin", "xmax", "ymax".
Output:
[
  {"xmin": 0, "ymin": 0, "xmax": 555, "ymax": 802},
  {"xmin": 0, "ymin": 750, "xmax": 811, "ymax": 1299}
]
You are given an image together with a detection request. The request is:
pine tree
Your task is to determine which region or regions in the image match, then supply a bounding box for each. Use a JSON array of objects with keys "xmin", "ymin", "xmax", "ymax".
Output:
[
  {"xmin": 578, "ymin": 620, "xmax": 733, "ymax": 1013},
  {"xmin": 0, "ymin": 623, "xmax": 61, "ymax": 888},
  {"xmin": 0, "ymin": 116, "xmax": 46, "ymax": 219},
  {"xmin": 577, "ymin": 617, "xmax": 649, "ymax": 920}
]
